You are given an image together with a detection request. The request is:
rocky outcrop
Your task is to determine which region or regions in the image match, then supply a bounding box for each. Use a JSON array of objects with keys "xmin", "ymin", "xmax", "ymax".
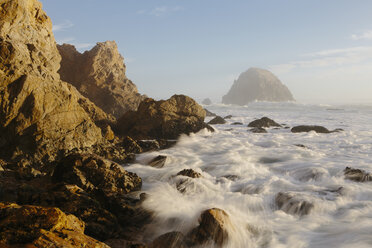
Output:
[
  {"xmin": 291, "ymin": 125, "xmax": 343, "ymax": 134},
  {"xmin": 116, "ymin": 95, "xmax": 213, "ymax": 139},
  {"xmin": 177, "ymin": 169, "xmax": 202, "ymax": 178},
  {"xmin": 208, "ymin": 116, "xmax": 226, "ymax": 125},
  {"xmin": 248, "ymin": 117, "xmax": 281, "ymax": 128},
  {"xmin": 188, "ymin": 208, "xmax": 234, "ymax": 247},
  {"xmin": 57, "ymin": 41, "xmax": 145, "ymax": 118},
  {"xmin": 150, "ymin": 232, "xmax": 187, "ymax": 248},
  {"xmin": 0, "ymin": 203, "xmax": 109, "ymax": 247},
  {"xmin": 249, "ymin": 127, "xmax": 267, "ymax": 133},
  {"xmin": 275, "ymin": 192, "xmax": 314, "ymax": 216},
  {"xmin": 147, "ymin": 155, "xmax": 167, "ymax": 168},
  {"xmin": 222, "ymin": 68, "xmax": 294, "ymax": 105},
  {"xmin": 0, "ymin": 0, "xmax": 114, "ymax": 163}
]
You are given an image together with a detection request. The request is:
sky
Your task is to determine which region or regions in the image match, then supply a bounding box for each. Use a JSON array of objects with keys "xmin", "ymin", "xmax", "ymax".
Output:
[{"xmin": 40, "ymin": 0, "xmax": 372, "ymax": 104}]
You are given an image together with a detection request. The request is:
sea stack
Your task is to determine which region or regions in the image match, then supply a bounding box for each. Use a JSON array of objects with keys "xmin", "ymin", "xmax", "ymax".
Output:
[{"xmin": 222, "ymin": 68, "xmax": 294, "ymax": 105}]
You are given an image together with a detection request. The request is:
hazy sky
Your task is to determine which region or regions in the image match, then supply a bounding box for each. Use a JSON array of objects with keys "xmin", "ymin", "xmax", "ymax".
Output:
[{"xmin": 40, "ymin": 0, "xmax": 372, "ymax": 104}]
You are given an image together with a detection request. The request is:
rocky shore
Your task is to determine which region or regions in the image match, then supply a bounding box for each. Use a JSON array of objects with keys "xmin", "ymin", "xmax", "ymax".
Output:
[{"xmin": 0, "ymin": 0, "xmax": 219, "ymax": 247}]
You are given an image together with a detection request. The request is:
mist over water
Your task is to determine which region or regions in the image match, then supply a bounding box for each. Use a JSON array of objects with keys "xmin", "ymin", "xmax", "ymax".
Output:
[{"xmin": 124, "ymin": 102, "xmax": 372, "ymax": 247}]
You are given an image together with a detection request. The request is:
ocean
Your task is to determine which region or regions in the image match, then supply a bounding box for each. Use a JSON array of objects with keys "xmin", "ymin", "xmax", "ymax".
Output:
[{"xmin": 125, "ymin": 102, "xmax": 372, "ymax": 248}]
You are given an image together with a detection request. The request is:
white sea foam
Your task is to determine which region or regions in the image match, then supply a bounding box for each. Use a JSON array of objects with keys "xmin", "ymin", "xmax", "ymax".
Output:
[{"xmin": 124, "ymin": 102, "xmax": 372, "ymax": 247}]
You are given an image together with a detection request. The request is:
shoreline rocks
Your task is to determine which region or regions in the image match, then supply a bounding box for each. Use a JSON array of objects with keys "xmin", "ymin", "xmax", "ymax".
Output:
[{"xmin": 248, "ymin": 117, "xmax": 281, "ymax": 128}]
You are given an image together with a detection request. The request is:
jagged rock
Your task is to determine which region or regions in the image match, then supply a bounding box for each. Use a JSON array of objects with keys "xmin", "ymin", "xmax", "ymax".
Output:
[
  {"xmin": 0, "ymin": 203, "xmax": 109, "ymax": 247},
  {"xmin": 291, "ymin": 125, "xmax": 330, "ymax": 133},
  {"xmin": 344, "ymin": 167, "xmax": 372, "ymax": 182},
  {"xmin": 121, "ymin": 136, "xmax": 143, "ymax": 154},
  {"xmin": 117, "ymin": 95, "xmax": 211, "ymax": 139},
  {"xmin": 58, "ymin": 42, "xmax": 145, "ymax": 118},
  {"xmin": 224, "ymin": 115, "xmax": 233, "ymax": 119},
  {"xmin": 222, "ymin": 68, "xmax": 294, "ymax": 105},
  {"xmin": 249, "ymin": 127, "xmax": 267, "ymax": 133},
  {"xmin": 275, "ymin": 192, "xmax": 314, "ymax": 216},
  {"xmin": 150, "ymin": 232, "xmax": 187, "ymax": 248},
  {"xmin": 0, "ymin": 0, "xmax": 114, "ymax": 163},
  {"xmin": 52, "ymin": 153, "xmax": 142, "ymax": 194},
  {"xmin": 188, "ymin": 208, "xmax": 233, "ymax": 247},
  {"xmin": 148, "ymin": 155, "xmax": 167, "ymax": 168},
  {"xmin": 231, "ymin": 122, "xmax": 243, "ymax": 125},
  {"xmin": 202, "ymin": 98, "xmax": 212, "ymax": 105},
  {"xmin": 204, "ymin": 108, "xmax": 217, "ymax": 117},
  {"xmin": 208, "ymin": 116, "xmax": 226, "ymax": 125},
  {"xmin": 177, "ymin": 169, "xmax": 202, "ymax": 178},
  {"xmin": 248, "ymin": 117, "xmax": 281, "ymax": 128}
]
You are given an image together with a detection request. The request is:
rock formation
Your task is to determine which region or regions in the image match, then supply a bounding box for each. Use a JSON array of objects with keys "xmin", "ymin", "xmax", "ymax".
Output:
[
  {"xmin": 202, "ymin": 98, "xmax": 212, "ymax": 105},
  {"xmin": 0, "ymin": 0, "xmax": 114, "ymax": 163},
  {"xmin": 248, "ymin": 117, "xmax": 281, "ymax": 128},
  {"xmin": 208, "ymin": 116, "xmax": 226, "ymax": 125},
  {"xmin": 222, "ymin": 68, "xmax": 294, "ymax": 105},
  {"xmin": 116, "ymin": 95, "xmax": 213, "ymax": 139},
  {"xmin": 58, "ymin": 41, "xmax": 145, "ymax": 118}
]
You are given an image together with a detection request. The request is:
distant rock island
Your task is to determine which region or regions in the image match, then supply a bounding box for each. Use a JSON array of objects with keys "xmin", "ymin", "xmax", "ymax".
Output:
[{"xmin": 222, "ymin": 68, "xmax": 294, "ymax": 105}]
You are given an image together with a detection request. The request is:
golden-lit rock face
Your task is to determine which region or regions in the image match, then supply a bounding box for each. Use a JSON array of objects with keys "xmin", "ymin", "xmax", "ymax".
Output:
[
  {"xmin": 58, "ymin": 41, "xmax": 145, "ymax": 118},
  {"xmin": 0, "ymin": 203, "xmax": 110, "ymax": 248},
  {"xmin": 0, "ymin": 0, "xmax": 114, "ymax": 162}
]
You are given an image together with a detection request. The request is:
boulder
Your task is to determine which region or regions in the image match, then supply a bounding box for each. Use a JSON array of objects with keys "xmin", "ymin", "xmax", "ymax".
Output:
[
  {"xmin": 202, "ymin": 98, "xmax": 212, "ymax": 105},
  {"xmin": 222, "ymin": 68, "xmax": 294, "ymax": 105},
  {"xmin": 275, "ymin": 192, "xmax": 314, "ymax": 216},
  {"xmin": 231, "ymin": 122, "xmax": 243, "ymax": 125},
  {"xmin": 0, "ymin": 0, "xmax": 113, "ymax": 163},
  {"xmin": 208, "ymin": 116, "xmax": 226, "ymax": 125},
  {"xmin": 52, "ymin": 153, "xmax": 142, "ymax": 195},
  {"xmin": 344, "ymin": 167, "xmax": 372, "ymax": 182},
  {"xmin": 0, "ymin": 203, "xmax": 109, "ymax": 248},
  {"xmin": 248, "ymin": 117, "xmax": 281, "ymax": 128},
  {"xmin": 188, "ymin": 208, "xmax": 233, "ymax": 247},
  {"xmin": 177, "ymin": 169, "xmax": 202, "ymax": 178},
  {"xmin": 147, "ymin": 155, "xmax": 167, "ymax": 168},
  {"xmin": 117, "ymin": 95, "xmax": 212, "ymax": 139},
  {"xmin": 58, "ymin": 42, "xmax": 145, "ymax": 118},
  {"xmin": 150, "ymin": 232, "xmax": 187, "ymax": 248},
  {"xmin": 291, "ymin": 125, "xmax": 330, "ymax": 133}
]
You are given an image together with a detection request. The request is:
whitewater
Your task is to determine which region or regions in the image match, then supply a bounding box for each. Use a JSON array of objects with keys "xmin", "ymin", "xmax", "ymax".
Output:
[{"xmin": 124, "ymin": 102, "xmax": 372, "ymax": 248}]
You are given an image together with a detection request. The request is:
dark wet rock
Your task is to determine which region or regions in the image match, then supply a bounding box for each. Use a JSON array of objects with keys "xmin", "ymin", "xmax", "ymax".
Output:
[
  {"xmin": 222, "ymin": 68, "xmax": 294, "ymax": 105},
  {"xmin": 294, "ymin": 144, "xmax": 308, "ymax": 148},
  {"xmin": 208, "ymin": 116, "xmax": 227, "ymax": 125},
  {"xmin": 284, "ymin": 126, "xmax": 291, "ymax": 129},
  {"xmin": 148, "ymin": 156, "xmax": 167, "ymax": 168},
  {"xmin": 248, "ymin": 117, "xmax": 281, "ymax": 128},
  {"xmin": 249, "ymin": 127, "xmax": 267, "ymax": 133},
  {"xmin": 224, "ymin": 115, "xmax": 233, "ymax": 119},
  {"xmin": 117, "ymin": 95, "xmax": 209, "ymax": 140},
  {"xmin": 0, "ymin": 202, "xmax": 109, "ymax": 248},
  {"xmin": 275, "ymin": 192, "xmax": 314, "ymax": 216},
  {"xmin": 231, "ymin": 122, "xmax": 243, "ymax": 125},
  {"xmin": 344, "ymin": 167, "xmax": 372, "ymax": 182},
  {"xmin": 137, "ymin": 140, "xmax": 160, "ymax": 152},
  {"xmin": 188, "ymin": 208, "xmax": 233, "ymax": 247},
  {"xmin": 150, "ymin": 231, "xmax": 187, "ymax": 248},
  {"xmin": 177, "ymin": 169, "xmax": 202, "ymax": 178},
  {"xmin": 224, "ymin": 128, "xmax": 234, "ymax": 132},
  {"xmin": 291, "ymin": 167, "xmax": 327, "ymax": 182},
  {"xmin": 52, "ymin": 153, "xmax": 142, "ymax": 194},
  {"xmin": 157, "ymin": 139, "xmax": 178, "ymax": 150},
  {"xmin": 121, "ymin": 136, "xmax": 143, "ymax": 154},
  {"xmin": 332, "ymin": 128, "xmax": 344, "ymax": 133},
  {"xmin": 202, "ymin": 98, "xmax": 212, "ymax": 105},
  {"xmin": 205, "ymin": 109, "xmax": 217, "ymax": 117},
  {"xmin": 105, "ymin": 239, "xmax": 147, "ymax": 248},
  {"xmin": 291, "ymin": 125, "xmax": 330, "ymax": 133}
]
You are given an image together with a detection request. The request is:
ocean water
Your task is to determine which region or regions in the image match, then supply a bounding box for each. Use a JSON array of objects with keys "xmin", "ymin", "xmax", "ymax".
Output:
[{"xmin": 124, "ymin": 102, "xmax": 372, "ymax": 248}]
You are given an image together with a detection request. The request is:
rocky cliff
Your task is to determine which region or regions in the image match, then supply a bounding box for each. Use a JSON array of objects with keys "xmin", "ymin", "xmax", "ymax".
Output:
[
  {"xmin": 58, "ymin": 41, "xmax": 145, "ymax": 118},
  {"xmin": 222, "ymin": 68, "xmax": 294, "ymax": 105},
  {"xmin": 0, "ymin": 0, "xmax": 113, "ymax": 162}
]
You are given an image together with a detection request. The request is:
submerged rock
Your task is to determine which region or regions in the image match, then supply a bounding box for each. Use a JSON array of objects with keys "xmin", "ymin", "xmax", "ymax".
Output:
[
  {"xmin": 148, "ymin": 155, "xmax": 167, "ymax": 168},
  {"xmin": 248, "ymin": 117, "xmax": 281, "ymax": 128},
  {"xmin": 208, "ymin": 116, "xmax": 227, "ymax": 125},
  {"xmin": 177, "ymin": 169, "xmax": 202, "ymax": 178},
  {"xmin": 117, "ymin": 95, "xmax": 211, "ymax": 139},
  {"xmin": 291, "ymin": 125, "xmax": 330, "ymax": 133},
  {"xmin": 0, "ymin": 203, "xmax": 109, "ymax": 247},
  {"xmin": 344, "ymin": 167, "xmax": 372, "ymax": 182},
  {"xmin": 249, "ymin": 127, "xmax": 267, "ymax": 133},
  {"xmin": 150, "ymin": 231, "xmax": 187, "ymax": 248},
  {"xmin": 188, "ymin": 208, "xmax": 234, "ymax": 247},
  {"xmin": 202, "ymin": 98, "xmax": 212, "ymax": 105},
  {"xmin": 275, "ymin": 192, "xmax": 314, "ymax": 216},
  {"xmin": 222, "ymin": 68, "xmax": 294, "ymax": 105},
  {"xmin": 58, "ymin": 42, "xmax": 145, "ymax": 118}
]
